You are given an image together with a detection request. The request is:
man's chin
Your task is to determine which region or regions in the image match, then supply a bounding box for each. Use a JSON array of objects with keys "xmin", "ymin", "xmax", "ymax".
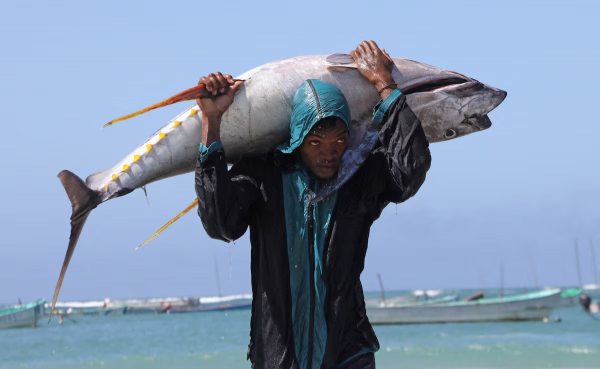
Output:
[{"xmin": 312, "ymin": 168, "xmax": 338, "ymax": 181}]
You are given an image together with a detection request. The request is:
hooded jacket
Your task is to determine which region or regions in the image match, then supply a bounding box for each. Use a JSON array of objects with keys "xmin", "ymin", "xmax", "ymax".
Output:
[{"xmin": 195, "ymin": 81, "xmax": 431, "ymax": 369}]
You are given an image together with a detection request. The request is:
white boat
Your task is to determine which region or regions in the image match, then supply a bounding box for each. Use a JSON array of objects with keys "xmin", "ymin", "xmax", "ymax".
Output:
[
  {"xmin": 50, "ymin": 299, "xmax": 128, "ymax": 316},
  {"xmin": 366, "ymin": 289, "xmax": 562, "ymax": 325},
  {"xmin": 582, "ymin": 284, "xmax": 600, "ymax": 299},
  {"xmin": 369, "ymin": 294, "xmax": 459, "ymax": 308},
  {"xmin": 50, "ymin": 294, "xmax": 253, "ymax": 315},
  {"xmin": 0, "ymin": 299, "xmax": 45, "ymax": 329}
]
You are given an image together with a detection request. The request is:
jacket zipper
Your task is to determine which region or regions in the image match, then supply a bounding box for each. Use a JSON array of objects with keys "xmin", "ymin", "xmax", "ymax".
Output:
[
  {"xmin": 307, "ymin": 80, "xmax": 324, "ymax": 120},
  {"xmin": 307, "ymin": 178, "xmax": 315, "ymax": 369}
]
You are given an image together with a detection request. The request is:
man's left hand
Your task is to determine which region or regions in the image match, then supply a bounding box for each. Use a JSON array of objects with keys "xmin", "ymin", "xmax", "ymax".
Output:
[{"xmin": 350, "ymin": 40, "xmax": 396, "ymax": 99}]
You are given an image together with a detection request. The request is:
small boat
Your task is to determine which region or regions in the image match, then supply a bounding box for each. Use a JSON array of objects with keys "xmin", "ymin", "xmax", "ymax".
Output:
[
  {"xmin": 582, "ymin": 284, "xmax": 600, "ymax": 299},
  {"xmin": 50, "ymin": 294, "xmax": 253, "ymax": 315},
  {"xmin": 0, "ymin": 299, "xmax": 45, "ymax": 329},
  {"xmin": 366, "ymin": 289, "xmax": 562, "ymax": 325},
  {"xmin": 555, "ymin": 287, "xmax": 583, "ymax": 308},
  {"xmin": 164, "ymin": 294, "xmax": 253, "ymax": 314},
  {"xmin": 369, "ymin": 294, "xmax": 459, "ymax": 308},
  {"xmin": 49, "ymin": 299, "xmax": 128, "ymax": 316}
]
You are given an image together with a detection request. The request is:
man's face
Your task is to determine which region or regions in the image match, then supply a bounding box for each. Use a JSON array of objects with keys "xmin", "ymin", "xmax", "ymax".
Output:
[{"xmin": 298, "ymin": 119, "xmax": 349, "ymax": 180}]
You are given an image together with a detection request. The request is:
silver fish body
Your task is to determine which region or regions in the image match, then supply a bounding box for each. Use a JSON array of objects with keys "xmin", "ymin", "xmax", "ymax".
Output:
[{"xmin": 87, "ymin": 54, "xmax": 506, "ymax": 203}]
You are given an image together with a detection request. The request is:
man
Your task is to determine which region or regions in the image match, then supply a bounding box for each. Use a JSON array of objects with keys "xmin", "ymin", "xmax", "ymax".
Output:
[{"xmin": 195, "ymin": 41, "xmax": 431, "ymax": 369}]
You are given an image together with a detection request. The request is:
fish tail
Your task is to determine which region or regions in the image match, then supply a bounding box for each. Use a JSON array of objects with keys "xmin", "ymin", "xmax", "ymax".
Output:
[{"xmin": 52, "ymin": 170, "xmax": 102, "ymax": 314}]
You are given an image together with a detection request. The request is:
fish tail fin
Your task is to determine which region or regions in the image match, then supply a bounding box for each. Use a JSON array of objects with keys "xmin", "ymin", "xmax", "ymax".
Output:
[{"xmin": 52, "ymin": 170, "xmax": 102, "ymax": 314}]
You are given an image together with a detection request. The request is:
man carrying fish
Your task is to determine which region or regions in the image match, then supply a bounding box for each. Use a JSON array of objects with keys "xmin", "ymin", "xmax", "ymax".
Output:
[{"xmin": 195, "ymin": 41, "xmax": 431, "ymax": 369}]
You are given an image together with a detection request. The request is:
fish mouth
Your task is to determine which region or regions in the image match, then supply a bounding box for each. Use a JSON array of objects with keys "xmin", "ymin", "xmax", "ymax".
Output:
[
  {"xmin": 399, "ymin": 75, "xmax": 508, "ymax": 114},
  {"xmin": 399, "ymin": 75, "xmax": 471, "ymax": 94}
]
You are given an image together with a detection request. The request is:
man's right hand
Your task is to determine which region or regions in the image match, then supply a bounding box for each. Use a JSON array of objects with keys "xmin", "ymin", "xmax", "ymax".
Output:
[
  {"xmin": 196, "ymin": 72, "xmax": 244, "ymax": 122},
  {"xmin": 197, "ymin": 72, "xmax": 244, "ymax": 146}
]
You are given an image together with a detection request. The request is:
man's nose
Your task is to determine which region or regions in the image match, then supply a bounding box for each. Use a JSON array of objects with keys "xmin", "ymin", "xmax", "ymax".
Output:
[{"xmin": 321, "ymin": 144, "xmax": 339, "ymax": 160}]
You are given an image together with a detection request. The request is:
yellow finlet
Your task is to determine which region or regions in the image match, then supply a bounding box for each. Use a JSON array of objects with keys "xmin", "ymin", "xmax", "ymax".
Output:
[
  {"xmin": 133, "ymin": 154, "xmax": 141, "ymax": 162},
  {"xmin": 188, "ymin": 108, "xmax": 198, "ymax": 118},
  {"xmin": 136, "ymin": 198, "xmax": 199, "ymax": 250},
  {"xmin": 159, "ymin": 132, "xmax": 167, "ymax": 140},
  {"xmin": 122, "ymin": 164, "xmax": 130, "ymax": 172},
  {"xmin": 172, "ymin": 120, "xmax": 182, "ymax": 128},
  {"xmin": 111, "ymin": 173, "xmax": 118, "ymax": 180},
  {"xmin": 146, "ymin": 144, "xmax": 153, "ymax": 152}
]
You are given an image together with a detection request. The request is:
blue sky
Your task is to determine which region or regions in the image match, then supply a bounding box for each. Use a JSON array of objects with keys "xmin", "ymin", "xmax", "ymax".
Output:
[{"xmin": 1, "ymin": 0, "xmax": 599, "ymax": 303}]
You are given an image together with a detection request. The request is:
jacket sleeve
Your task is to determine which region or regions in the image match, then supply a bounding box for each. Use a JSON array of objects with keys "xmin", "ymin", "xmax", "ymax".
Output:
[
  {"xmin": 195, "ymin": 147, "xmax": 263, "ymax": 242},
  {"xmin": 373, "ymin": 90, "xmax": 432, "ymax": 203}
]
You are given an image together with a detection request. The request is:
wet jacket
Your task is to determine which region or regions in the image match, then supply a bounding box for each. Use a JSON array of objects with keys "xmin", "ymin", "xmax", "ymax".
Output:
[{"xmin": 195, "ymin": 84, "xmax": 431, "ymax": 369}]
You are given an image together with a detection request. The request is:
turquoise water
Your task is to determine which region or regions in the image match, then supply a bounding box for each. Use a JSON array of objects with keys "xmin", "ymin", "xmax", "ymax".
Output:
[{"xmin": 2, "ymin": 303, "xmax": 600, "ymax": 368}]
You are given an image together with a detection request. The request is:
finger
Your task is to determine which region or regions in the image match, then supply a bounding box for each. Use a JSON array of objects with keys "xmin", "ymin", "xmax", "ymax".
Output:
[
  {"xmin": 366, "ymin": 40, "xmax": 380, "ymax": 53},
  {"xmin": 207, "ymin": 73, "xmax": 219, "ymax": 95},
  {"xmin": 203, "ymin": 74, "xmax": 213, "ymax": 93},
  {"xmin": 196, "ymin": 78, "xmax": 207, "ymax": 105},
  {"xmin": 358, "ymin": 43, "xmax": 369, "ymax": 56},
  {"xmin": 361, "ymin": 40, "xmax": 373, "ymax": 51},
  {"xmin": 228, "ymin": 80, "xmax": 244, "ymax": 97},
  {"xmin": 199, "ymin": 75, "xmax": 210, "ymax": 92},
  {"xmin": 382, "ymin": 48, "xmax": 392, "ymax": 60},
  {"xmin": 215, "ymin": 72, "xmax": 228, "ymax": 93},
  {"xmin": 225, "ymin": 74, "xmax": 234, "ymax": 85}
]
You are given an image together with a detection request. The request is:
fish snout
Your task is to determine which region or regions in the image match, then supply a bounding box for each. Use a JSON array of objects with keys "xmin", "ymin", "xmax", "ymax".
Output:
[{"xmin": 448, "ymin": 83, "xmax": 506, "ymax": 140}]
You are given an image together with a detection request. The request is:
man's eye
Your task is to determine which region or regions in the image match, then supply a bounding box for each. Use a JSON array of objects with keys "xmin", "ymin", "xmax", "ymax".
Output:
[
  {"xmin": 310, "ymin": 141, "xmax": 319, "ymax": 146},
  {"xmin": 337, "ymin": 138, "xmax": 346, "ymax": 143}
]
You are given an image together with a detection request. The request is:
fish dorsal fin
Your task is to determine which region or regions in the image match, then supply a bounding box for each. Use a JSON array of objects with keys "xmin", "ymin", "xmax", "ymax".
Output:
[{"xmin": 325, "ymin": 53, "xmax": 356, "ymax": 69}]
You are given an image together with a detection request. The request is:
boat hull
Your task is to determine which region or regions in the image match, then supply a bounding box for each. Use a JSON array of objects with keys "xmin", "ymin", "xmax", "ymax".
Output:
[
  {"xmin": 367, "ymin": 289, "xmax": 562, "ymax": 325},
  {"xmin": 0, "ymin": 300, "xmax": 45, "ymax": 329}
]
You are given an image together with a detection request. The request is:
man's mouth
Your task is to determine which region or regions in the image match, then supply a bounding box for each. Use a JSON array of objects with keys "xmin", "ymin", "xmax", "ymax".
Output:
[{"xmin": 317, "ymin": 163, "xmax": 337, "ymax": 170}]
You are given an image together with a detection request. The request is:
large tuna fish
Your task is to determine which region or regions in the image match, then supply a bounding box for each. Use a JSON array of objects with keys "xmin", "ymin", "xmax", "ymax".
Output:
[{"xmin": 53, "ymin": 53, "xmax": 506, "ymax": 310}]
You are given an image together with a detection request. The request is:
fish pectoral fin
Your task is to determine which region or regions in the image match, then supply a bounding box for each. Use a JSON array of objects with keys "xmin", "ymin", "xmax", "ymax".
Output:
[
  {"xmin": 136, "ymin": 198, "xmax": 199, "ymax": 250},
  {"xmin": 326, "ymin": 53, "xmax": 357, "ymax": 71},
  {"xmin": 325, "ymin": 53, "xmax": 355, "ymax": 65},
  {"xmin": 53, "ymin": 170, "xmax": 102, "ymax": 314}
]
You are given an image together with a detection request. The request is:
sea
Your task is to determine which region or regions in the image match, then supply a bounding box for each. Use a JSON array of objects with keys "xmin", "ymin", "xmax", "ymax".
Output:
[{"xmin": 2, "ymin": 290, "xmax": 600, "ymax": 369}]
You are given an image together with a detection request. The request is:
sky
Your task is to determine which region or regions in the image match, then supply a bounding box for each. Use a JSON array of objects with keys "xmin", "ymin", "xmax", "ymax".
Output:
[{"xmin": 1, "ymin": 0, "xmax": 599, "ymax": 304}]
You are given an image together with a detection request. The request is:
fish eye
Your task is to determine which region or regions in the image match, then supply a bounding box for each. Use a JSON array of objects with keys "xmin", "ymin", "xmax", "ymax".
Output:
[{"xmin": 444, "ymin": 128, "xmax": 457, "ymax": 139}]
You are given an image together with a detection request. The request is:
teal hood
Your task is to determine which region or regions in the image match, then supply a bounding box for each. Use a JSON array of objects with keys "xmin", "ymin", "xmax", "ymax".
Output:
[{"xmin": 278, "ymin": 79, "xmax": 350, "ymax": 154}]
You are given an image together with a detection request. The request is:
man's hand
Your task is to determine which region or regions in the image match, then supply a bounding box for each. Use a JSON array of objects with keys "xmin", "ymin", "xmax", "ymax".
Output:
[
  {"xmin": 350, "ymin": 40, "xmax": 396, "ymax": 99},
  {"xmin": 196, "ymin": 72, "xmax": 244, "ymax": 121},
  {"xmin": 196, "ymin": 72, "xmax": 244, "ymax": 146}
]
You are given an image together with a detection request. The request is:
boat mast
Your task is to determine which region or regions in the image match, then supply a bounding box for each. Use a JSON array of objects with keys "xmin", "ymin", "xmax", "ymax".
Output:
[
  {"xmin": 499, "ymin": 263, "xmax": 504, "ymax": 299},
  {"xmin": 591, "ymin": 239, "xmax": 599, "ymax": 285},
  {"xmin": 575, "ymin": 239, "xmax": 583, "ymax": 287},
  {"xmin": 526, "ymin": 246, "xmax": 539, "ymax": 289},
  {"xmin": 377, "ymin": 273, "xmax": 386, "ymax": 304},
  {"xmin": 213, "ymin": 249, "xmax": 222, "ymax": 298}
]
